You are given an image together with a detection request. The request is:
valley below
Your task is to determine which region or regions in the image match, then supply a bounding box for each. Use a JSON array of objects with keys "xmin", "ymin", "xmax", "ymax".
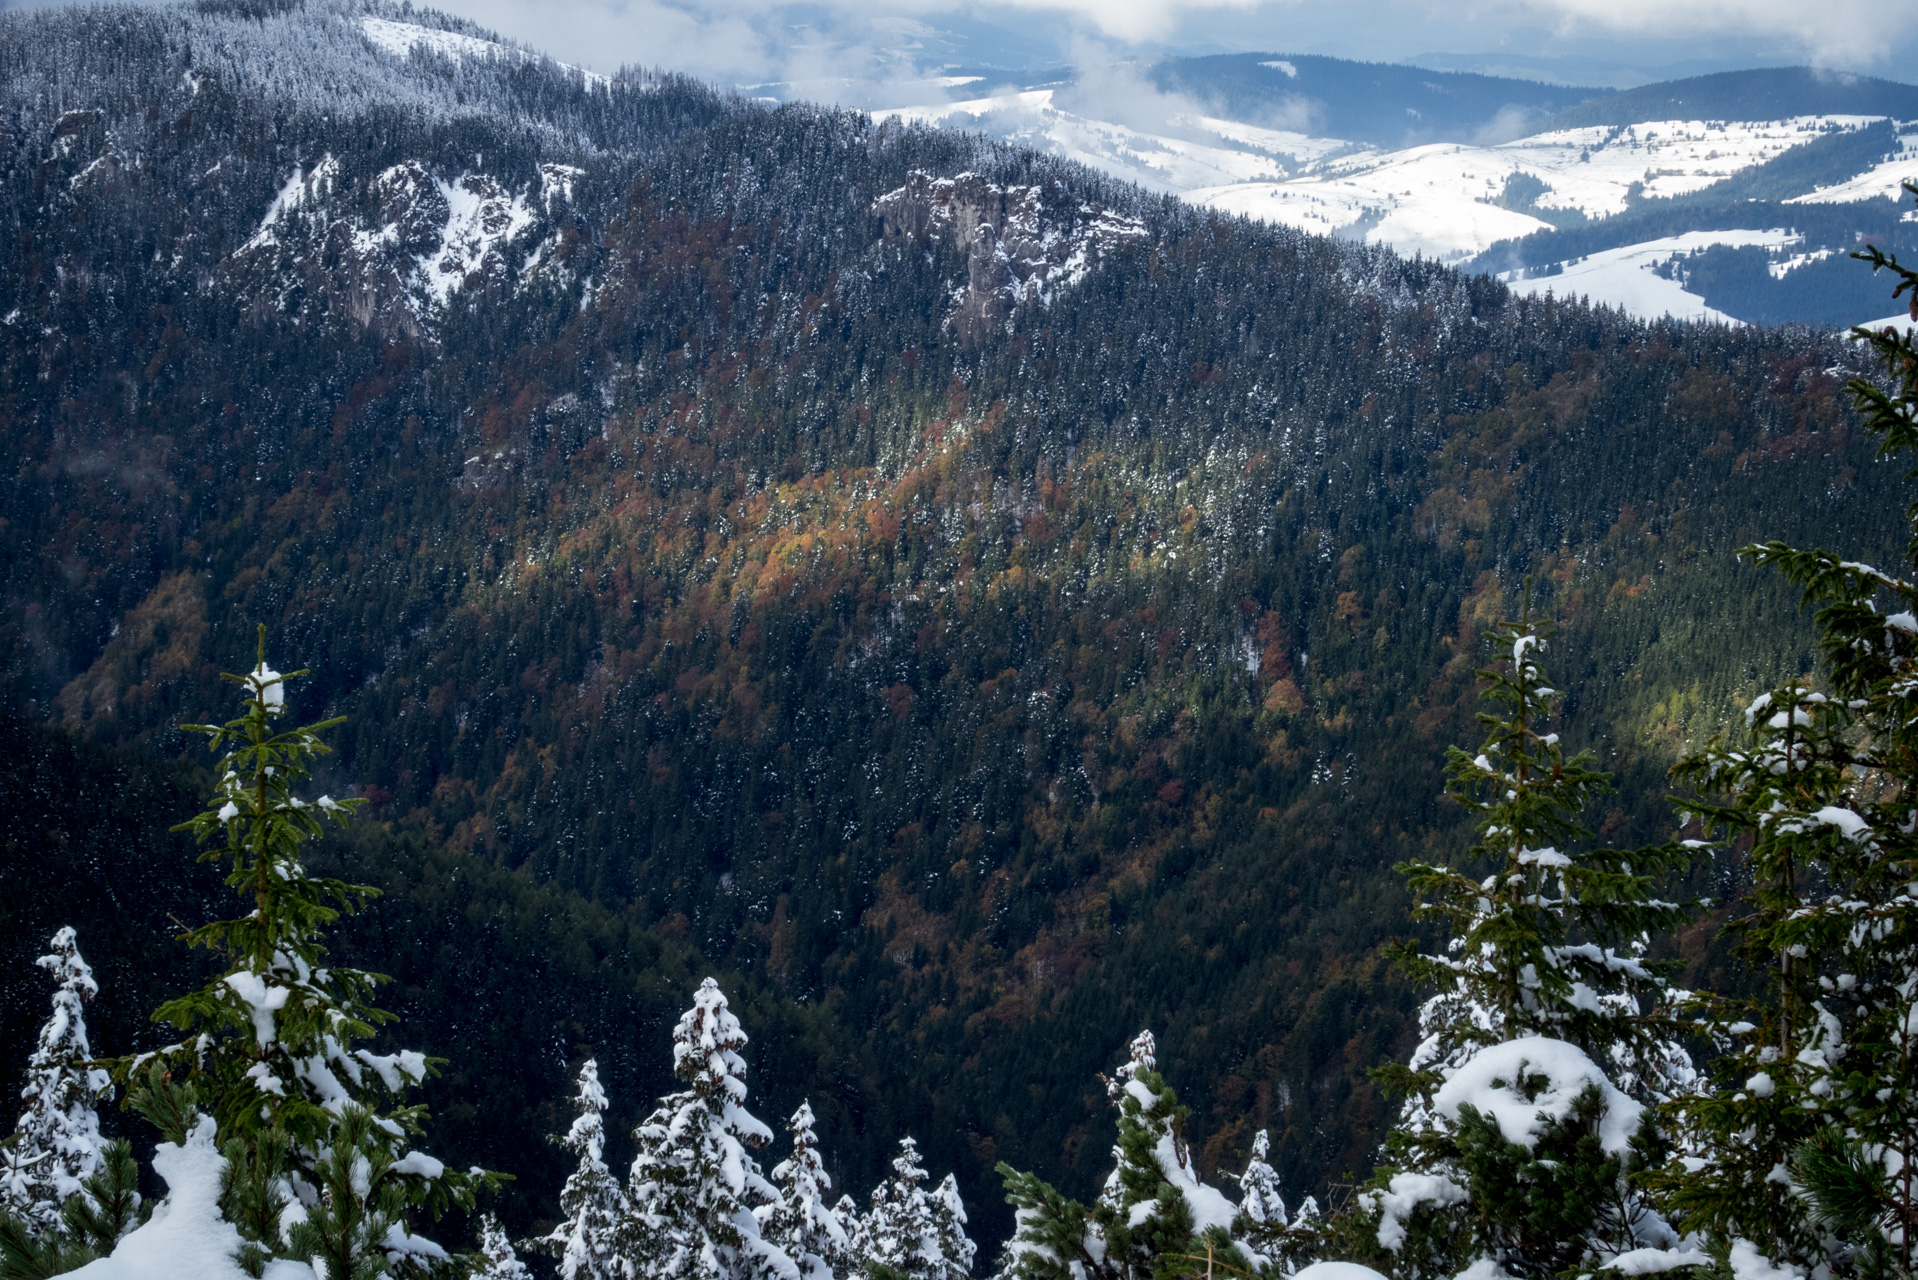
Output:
[{"xmin": 3, "ymin": 5, "xmax": 1918, "ymax": 1278}]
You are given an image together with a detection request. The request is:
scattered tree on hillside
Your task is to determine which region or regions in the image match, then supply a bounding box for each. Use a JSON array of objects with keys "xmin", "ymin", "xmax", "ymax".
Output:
[{"xmin": 622, "ymin": 977, "xmax": 795, "ymax": 1280}]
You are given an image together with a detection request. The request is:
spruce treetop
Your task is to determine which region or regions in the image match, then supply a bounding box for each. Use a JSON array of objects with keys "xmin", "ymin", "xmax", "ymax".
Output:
[
  {"xmin": 1234, "ymin": 1132, "xmax": 1287, "ymax": 1230},
  {"xmin": 125, "ymin": 628, "xmax": 490, "ymax": 1255},
  {"xmin": 566, "ymin": 1058, "xmax": 612, "ymax": 1167},
  {"xmin": 536, "ymin": 1058, "xmax": 626, "ymax": 1280},
  {"xmin": 1388, "ymin": 606, "xmax": 1698, "ymax": 1112},
  {"xmin": 675, "ymin": 977, "xmax": 763, "ymax": 1126},
  {"xmin": 760, "ymin": 1099, "xmax": 851, "ymax": 1278},
  {"xmin": 2, "ymin": 928, "xmax": 110, "ymax": 1234}
]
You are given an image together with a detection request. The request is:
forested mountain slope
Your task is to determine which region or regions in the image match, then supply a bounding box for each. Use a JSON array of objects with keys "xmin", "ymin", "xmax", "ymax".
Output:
[{"xmin": 0, "ymin": 0, "xmax": 1907, "ymax": 1251}]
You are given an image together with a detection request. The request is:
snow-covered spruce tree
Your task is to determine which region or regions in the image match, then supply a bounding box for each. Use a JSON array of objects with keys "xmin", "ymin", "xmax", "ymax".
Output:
[
  {"xmin": 928, "ymin": 1175, "xmax": 975, "ymax": 1280},
  {"xmin": 0, "ymin": 1139, "xmax": 146, "ymax": 1278},
  {"xmin": 758, "ymin": 1102, "xmax": 851, "ymax": 1280},
  {"xmin": 1231, "ymin": 1131, "xmax": 1321, "ymax": 1274},
  {"xmin": 1657, "ymin": 207, "xmax": 1918, "ymax": 1279},
  {"xmin": 1349, "ymin": 613, "xmax": 1700, "ymax": 1280},
  {"xmin": 126, "ymin": 628, "xmax": 492, "ymax": 1276},
  {"xmin": 855, "ymin": 1138, "xmax": 973, "ymax": 1280},
  {"xmin": 621, "ymin": 977, "xmax": 795, "ymax": 1280},
  {"xmin": 1, "ymin": 928, "xmax": 110, "ymax": 1237},
  {"xmin": 995, "ymin": 1031, "xmax": 1244, "ymax": 1280},
  {"xmin": 535, "ymin": 1058, "xmax": 628, "ymax": 1280},
  {"xmin": 475, "ymin": 1213, "xmax": 533, "ymax": 1280}
]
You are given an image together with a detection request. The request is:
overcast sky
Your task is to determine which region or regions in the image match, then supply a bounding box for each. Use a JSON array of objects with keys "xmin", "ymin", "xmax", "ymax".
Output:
[
  {"xmin": 408, "ymin": 0, "xmax": 1918, "ymax": 92},
  {"xmin": 3, "ymin": 0, "xmax": 1911, "ymax": 96}
]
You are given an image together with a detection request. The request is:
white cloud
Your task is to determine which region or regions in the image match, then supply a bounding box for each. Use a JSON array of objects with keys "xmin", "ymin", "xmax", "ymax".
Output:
[
  {"xmin": 407, "ymin": 0, "xmax": 1918, "ymax": 87},
  {"xmin": 1432, "ymin": 0, "xmax": 1918, "ymax": 67}
]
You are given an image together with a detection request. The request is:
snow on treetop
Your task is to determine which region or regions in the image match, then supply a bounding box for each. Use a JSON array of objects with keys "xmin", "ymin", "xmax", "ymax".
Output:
[
  {"xmin": 1105, "ymin": 1028, "xmax": 1156, "ymax": 1099},
  {"xmin": 672, "ymin": 977, "xmax": 755, "ymax": 1106},
  {"xmin": 1432, "ymin": 1035, "xmax": 1644, "ymax": 1156},
  {"xmin": 63, "ymin": 1117, "xmax": 275, "ymax": 1280},
  {"xmin": 248, "ymin": 663, "xmax": 286, "ymax": 710},
  {"xmin": 890, "ymin": 1135, "xmax": 929, "ymax": 1187}
]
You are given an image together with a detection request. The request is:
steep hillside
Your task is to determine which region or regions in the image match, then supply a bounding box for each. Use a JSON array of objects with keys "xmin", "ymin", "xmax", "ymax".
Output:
[{"xmin": 1, "ymin": 0, "xmax": 1911, "ymax": 1254}]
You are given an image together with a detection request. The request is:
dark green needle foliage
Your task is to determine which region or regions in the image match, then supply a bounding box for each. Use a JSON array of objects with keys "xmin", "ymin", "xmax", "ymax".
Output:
[
  {"xmin": 0, "ymin": 1143, "xmax": 148, "ymax": 1280},
  {"xmin": 1347, "ymin": 610, "xmax": 1699, "ymax": 1280},
  {"xmin": 1658, "ymin": 182, "xmax": 1918, "ymax": 1279},
  {"xmin": 117, "ymin": 627, "xmax": 494, "ymax": 1274},
  {"xmin": 1386, "ymin": 603, "xmax": 1698, "ymax": 1101}
]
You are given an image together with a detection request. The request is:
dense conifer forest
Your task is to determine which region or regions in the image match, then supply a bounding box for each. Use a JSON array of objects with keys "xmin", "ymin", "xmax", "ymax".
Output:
[{"xmin": 3, "ymin": 2, "xmax": 1917, "ymax": 1275}]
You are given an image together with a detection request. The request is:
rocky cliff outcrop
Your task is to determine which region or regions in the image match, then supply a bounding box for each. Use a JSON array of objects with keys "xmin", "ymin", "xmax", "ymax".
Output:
[{"xmin": 874, "ymin": 170, "xmax": 1147, "ymax": 344}]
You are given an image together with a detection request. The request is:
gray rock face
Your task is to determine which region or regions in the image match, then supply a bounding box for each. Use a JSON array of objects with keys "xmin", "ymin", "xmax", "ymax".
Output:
[
  {"xmin": 874, "ymin": 170, "xmax": 1147, "ymax": 344},
  {"xmin": 225, "ymin": 158, "xmax": 573, "ymax": 342}
]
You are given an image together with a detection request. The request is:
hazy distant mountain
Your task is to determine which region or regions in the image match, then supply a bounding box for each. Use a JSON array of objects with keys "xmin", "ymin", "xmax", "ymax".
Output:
[
  {"xmin": 877, "ymin": 52, "xmax": 1918, "ymax": 329},
  {"xmin": 1150, "ymin": 53, "xmax": 1605, "ymax": 147},
  {"xmin": 1537, "ymin": 67, "xmax": 1918, "ymax": 129}
]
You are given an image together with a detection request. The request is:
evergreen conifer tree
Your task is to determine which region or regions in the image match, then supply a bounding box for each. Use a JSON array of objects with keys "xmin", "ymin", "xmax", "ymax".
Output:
[
  {"xmin": 124, "ymin": 629, "xmax": 491, "ymax": 1274},
  {"xmin": 536, "ymin": 1058, "xmax": 627, "ymax": 1280},
  {"xmin": 0, "ymin": 1139, "xmax": 145, "ymax": 1279},
  {"xmin": 856, "ymin": 1139, "xmax": 972, "ymax": 1280},
  {"xmin": 928, "ymin": 1175, "xmax": 975, "ymax": 1280},
  {"xmin": 1353, "ymin": 615, "xmax": 1697, "ymax": 1280},
  {"xmin": 1231, "ymin": 1131, "xmax": 1320, "ymax": 1272},
  {"xmin": 476, "ymin": 1213, "xmax": 534, "ymax": 1280},
  {"xmin": 622, "ymin": 977, "xmax": 795, "ymax": 1280},
  {"xmin": 1, "ymin": 929, "xmax": 109, "ymax": 1237},
  {"xmin": 1658, "ymin": 189, "xmax": 1918, "ymax": 1280},
  {"xmin": 759, "ymin": 1102, "xmax": 851, "ymax": 1280},
  {"xmin": 995, "ymin": 1031, "xmax": 1245, "ymax": 1280}
]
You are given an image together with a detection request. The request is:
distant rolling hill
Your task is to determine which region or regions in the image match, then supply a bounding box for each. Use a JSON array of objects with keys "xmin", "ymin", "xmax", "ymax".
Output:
[
  {"xmin": 880, "ymin": 54, "xmax": 1918, "ymax": 329},
  {"xmin": 1536, "ymin": 67, "xmax": 1918, "ymax": 130},
  {"xmin": 1149, "ymin": 53, "xmax": 1606, "ymax": 148}
]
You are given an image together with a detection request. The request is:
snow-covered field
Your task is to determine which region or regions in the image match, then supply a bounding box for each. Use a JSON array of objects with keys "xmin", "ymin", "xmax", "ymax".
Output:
[
  {"xmin": 1497, "ymin": 229, "xmax": 1804, "ymax": 325},
  {"xmin": 879, "ymin": 80, "xmax": 1917, "ymax": 325},
  {"xmin": 874, "ymin": 89, "xmax": 1347, "ymax": 194},
  {"xmin": 1191, "ymin": 117, "xmax": 1883, "ymax": 262},
  {"xmin": 1788, "ymin": 128, "xmax": 1918, "ymax": 203}
]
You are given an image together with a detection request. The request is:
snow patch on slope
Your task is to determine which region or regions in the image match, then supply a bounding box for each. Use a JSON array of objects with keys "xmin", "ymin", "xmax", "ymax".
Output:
[
  {"xmin": 874, "ymin": 90, "xmax": 1343, "ymax": 194},
  {"xmin": 359, "ymin": 17, "xmax": 609, "ymax": 88},
  {"xmin": 1191, "ymin": 117, "xmax": 1877, "ymax": 262},
  {"xmin": 1498, "ymin": 229, "xmax": 1803, "ymax": 324},
  {"xmin": 1788, "ymin": 128, "xmax": 1918, "ymax": 204},
  {"xmin": 243, "ymin": 155, "xmax": 341, "ymax": 252},
  {"xmin": 417, "ymin": 175, "xmax": 536, "ymax": 305}
]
